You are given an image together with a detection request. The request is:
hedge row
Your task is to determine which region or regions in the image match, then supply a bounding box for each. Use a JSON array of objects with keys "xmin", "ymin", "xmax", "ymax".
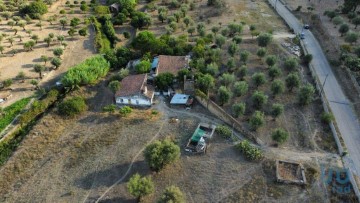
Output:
[
  {"xmin": 91, "ymin": 16, "xmax": 111, "ymax": 53},
  {"xmin": 0, "ymin": 98, "xmax": 31, "ymax": 133},
  {"xmin": 61, "ymin": 55, "xmax": 110, "ymax": 89},
  {"xmin": 19, "ymin": 89, "xmax": 59, "ymax": 125}
]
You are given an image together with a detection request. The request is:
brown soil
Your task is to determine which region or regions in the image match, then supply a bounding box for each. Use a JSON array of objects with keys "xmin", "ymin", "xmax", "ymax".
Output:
[{"xmin": 0, "ymin": 0, "xmax": 96, "ymax": 107}]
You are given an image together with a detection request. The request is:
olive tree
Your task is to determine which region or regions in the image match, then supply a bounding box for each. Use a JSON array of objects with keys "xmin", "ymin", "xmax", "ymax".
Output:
[
  {"xmin": 271, "ymin": 79, "xmax": 285, "ymax": 96},
  {"xmin": 249, "ymin": 111, "xmax": 265, "ymax": 131},
  {"xmin": 256, "ymin": 47, "xmax": 266, "ymax": 59},
  {"xmin": 220, "ymin": 73, "xmax": 235, "ymax": 87},
  {"xmin": 271, "ymin": 103, "xmax": 284, "ymax": 120},
  {"xmin": 251, "ymin": 91, "xmax": 268, "ymax": 110},
  {"xmin": 217, "ymin": 86, "xmax": 232, "ymax": 105},
  {"xmin": 271, "ymin": 128, "xmax": 289, "ymax": 144},
  {"xmin": 127, "ymin": 174, "xmax": 154, "ymax": 202},
  {"xmin": 34, "ymin": 64, "xmax": 45, "ymax": 79},
  {"xmin": 298, "ymin": 83, "xmax": 315, "ymax": 105},
  {"xmin": 284, "ymin": 57, "xmax": 298, "ymax": 71},
  {"xmin": 232, "ymin": 102, "xmax": 246, "ymax": 118},
  {"xmin": 196, "ymin": 74, "xmax": 215, "ymax": 95},
  {"xmin": 233, "ymin": 81, "xmax": 248, "ymax": 96},
  {"xmin": 268, "ymin": 66, "xmax": 282, "ymax": 80},
  {"xmin": 257, "ymin": 33, "xmax": 272, "ymax": 47},
  {"xmin": 252, "ymin": 72, "xmax": 267, "ymax": 87},
  {"xmin": 144, "ymin": 139, "xmax": 180, "ymax": 172},
  {"xmin": 265, "ymin": 55, "xmax": 277, "ymax": 67},
  {"xmin": 285, "ymin": 72, "xmax": 300, "ymax": 92}
]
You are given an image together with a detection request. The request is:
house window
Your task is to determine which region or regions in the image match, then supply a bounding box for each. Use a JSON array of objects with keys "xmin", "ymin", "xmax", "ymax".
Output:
[{"xmin": 120, "ymin": 99, "xmax": 124, "ymax": 103}]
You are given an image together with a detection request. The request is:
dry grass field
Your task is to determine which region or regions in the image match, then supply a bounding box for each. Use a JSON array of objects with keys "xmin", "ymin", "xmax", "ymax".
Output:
[
  {"xmin": 0, "ymin": 0, "xmax": 350, "ymax": 202},
  {"xmin": 0, "ymin": 82, "xmax": 339, "ymax": 203}
]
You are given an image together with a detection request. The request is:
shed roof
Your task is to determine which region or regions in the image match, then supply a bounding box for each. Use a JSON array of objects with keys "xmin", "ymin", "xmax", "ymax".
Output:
[
  {"xmin": 170, "ymin": 94, "xmax": 189, "ymax": 104},
  {"xmin": 115, "ymin": 74, "xmax": 147, "ymax": 97}
]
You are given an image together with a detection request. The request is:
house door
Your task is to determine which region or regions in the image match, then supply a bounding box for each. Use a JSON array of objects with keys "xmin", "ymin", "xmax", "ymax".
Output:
[{"xmin": 136, "ymin": 100, "xmax": 139, "ymax": 105}]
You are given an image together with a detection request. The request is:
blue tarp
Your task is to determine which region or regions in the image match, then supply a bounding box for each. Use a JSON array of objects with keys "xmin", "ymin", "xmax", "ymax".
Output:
[{"xmin": 151, "ymin": 57, "xmax": 159, "ymax": 70}]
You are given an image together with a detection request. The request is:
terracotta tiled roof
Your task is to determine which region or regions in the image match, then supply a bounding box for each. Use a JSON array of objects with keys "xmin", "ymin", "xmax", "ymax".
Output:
[
  {"xmin": 157, "ymin": 55, "xmax": 189, "ymax": 75},
  {"xmin": 115, "ymin": 74, "xmax": 147, "ymax": 97}
]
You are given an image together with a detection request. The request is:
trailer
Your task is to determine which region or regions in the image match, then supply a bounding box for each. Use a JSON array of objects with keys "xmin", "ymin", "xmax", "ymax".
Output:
[{"xmin": 185, "ymin": 123, "xmax": 216, "ymax": 154}]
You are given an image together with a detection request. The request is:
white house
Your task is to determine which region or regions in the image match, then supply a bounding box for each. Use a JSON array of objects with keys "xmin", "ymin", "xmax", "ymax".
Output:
[{"xmin": 115, "ymin": 74, "xmax": 154, "ymax": 106}]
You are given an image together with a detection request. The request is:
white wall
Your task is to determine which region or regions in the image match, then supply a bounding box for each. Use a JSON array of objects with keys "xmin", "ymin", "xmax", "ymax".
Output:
[{"xmin": 116, "ymin": 96, "xmax": 151, "ymax": 106}]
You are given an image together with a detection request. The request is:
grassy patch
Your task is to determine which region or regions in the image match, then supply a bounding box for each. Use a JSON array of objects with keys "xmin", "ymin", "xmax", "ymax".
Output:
[{"xmin": 0, "ymin": 98, "xmax": 31, "ymax": 133}]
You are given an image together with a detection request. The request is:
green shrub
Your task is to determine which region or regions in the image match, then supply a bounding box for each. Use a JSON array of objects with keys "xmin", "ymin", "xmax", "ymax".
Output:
[
  {"xmin": 135, "ymin": 60, "xmax": 151, "ymax": 73},
  {"xmin": 158, "ymin": 186, "xmax": 185, "ymax": 203},
  {"xmin": 119, "ymin": 106, "xmax": 132, "ymax": 116},
  {"xmin": 102, "ymin": 104, "xmax": 117, "ymax": 113},
  {"xmin": 20, "ymin": 1, "xmax": 48, "ymax": 19},
  {"xmin": 94, "ymin": 5, "xmax": 110, "ymax": 15},
  {"xmin": 58, "ymin": 96, "xmax": 87, "ymax": 117},
  {"xmin": 61, "ymin": 55, "xmax": 110, "ymax": 89},
  {"xmin": 144, "ymin": 139, "xmax": 180, "ymax": 171},
  {"xmin": 123, "ymin": 31, "xmax": 130, "ymax": 39},
  {"xmin": 215, "ymin": 125, "xmax": 232, "ymax": 139},
  {"xmin": 321, "ymin": 112, "xmax": 334, "ymax": 124},
  {"xmin": 235, "ymin": 140, "xmax": 262, "ymax": 161}
]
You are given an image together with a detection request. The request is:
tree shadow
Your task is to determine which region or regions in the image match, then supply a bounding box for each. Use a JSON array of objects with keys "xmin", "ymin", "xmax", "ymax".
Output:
[
  {"xmin": 74, "ymin": 160, "xmax": 150, "ymax": 190},
  {"xmin": 77, "ymin": 113, "xmax": 118, "ymax": 124},
  {"xmin": 32, "ymin": 57, "xmax": 43, "ymax": 63},
  {"xmin": 98, "ymin": 197, "xmax": 135, "ymax": 203},
  {"xmin": 84, "ymin": 82, "xmax": 114, "ymax": 112},
  {"xmin": 22, "ymin": 63, "xmax": 33, "ymax": 68}
]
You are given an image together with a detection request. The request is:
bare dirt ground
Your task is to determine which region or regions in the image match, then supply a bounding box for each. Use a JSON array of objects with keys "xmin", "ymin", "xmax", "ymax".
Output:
[
  {"xmin": 142, "ymin": 0, "xmax": 288, "ymax": 39},
  {"xmin": 0, "ymin": 0, "xmax": 96, "ymax": 107},
  {"xmin": 0, "ymin": 82, "xmax": 342, "ymax": 203}
]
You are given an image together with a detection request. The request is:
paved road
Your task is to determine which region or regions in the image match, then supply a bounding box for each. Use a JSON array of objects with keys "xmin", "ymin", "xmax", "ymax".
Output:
[{"xmin": 268, "ymin": 0, "xmax": 360, "ymax": 176}]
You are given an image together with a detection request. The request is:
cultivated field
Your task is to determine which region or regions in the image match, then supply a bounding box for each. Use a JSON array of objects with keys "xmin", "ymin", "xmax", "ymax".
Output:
[{"xmin": 0, "ymin": 0, "xmax": 96, "ymax": 107}]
